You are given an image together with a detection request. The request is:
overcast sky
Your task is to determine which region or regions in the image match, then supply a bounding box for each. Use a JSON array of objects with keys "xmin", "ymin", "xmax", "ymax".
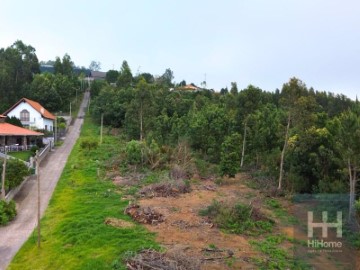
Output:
[{"xmin": 1, "ymin": 0, "xmax": 359, "ymax": 99}]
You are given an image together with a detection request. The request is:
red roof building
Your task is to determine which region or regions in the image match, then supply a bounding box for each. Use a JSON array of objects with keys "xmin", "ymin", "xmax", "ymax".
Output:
[{"xmin": 0, "ymin": 115, "xmax": 43, "ymax": 151}]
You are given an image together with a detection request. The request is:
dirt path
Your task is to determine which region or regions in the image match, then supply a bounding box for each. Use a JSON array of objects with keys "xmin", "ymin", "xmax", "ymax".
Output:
[{"xmin": 0, "ymin": 92, "xmax": 89, "ymax": 270}]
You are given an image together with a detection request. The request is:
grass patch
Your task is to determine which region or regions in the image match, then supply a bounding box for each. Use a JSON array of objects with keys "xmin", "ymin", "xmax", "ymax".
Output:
[
  {"xmin": 265, "ymin": 198, "xmax": 298, "ymax": 225},
  {"xmin": 8, "ymin": 151, "xmax": 32, "ymax": 162},
  {"xmin": 9, "ymin": 117, "xmax": 158, "ymax": 270},
  {"xmin": 199, "ymin": 200, "xmax": 274, "ymax": 235},
  {"xmin": 250, "ymin": 235, "xmax": 310, "ymax": 269}
]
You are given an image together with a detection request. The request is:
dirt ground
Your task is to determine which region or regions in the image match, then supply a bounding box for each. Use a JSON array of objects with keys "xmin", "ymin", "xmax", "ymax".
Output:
[
  {"xmin": 130, "ymin": 174, "xmax": 261, "ymax": 269},
  {"xmin": 120, "ymin": 173, "xmax": 360, "ymax": 270}
]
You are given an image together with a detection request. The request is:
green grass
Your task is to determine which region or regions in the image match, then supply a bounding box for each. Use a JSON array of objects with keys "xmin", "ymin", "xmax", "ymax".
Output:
[
  {"xmin": 250, "ymin": 235, "xmax": 311, "ymax": 270},
  {"xmin": 265, "ymin": 198, "xmax": 298, "ymax": 225},
  {"xmin": 9, "ymin": 117, "xmax": 158, "ymax": 270},
  {"xmin": 8, "ymin": 151, "xmax": 32, "ymax": 162}
]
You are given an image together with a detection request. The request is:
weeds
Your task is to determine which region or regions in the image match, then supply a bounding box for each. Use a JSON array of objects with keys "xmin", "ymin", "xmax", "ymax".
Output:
[
  {"xmin": 199, "ymin": 200, "xmax": 274, "ymax": 235},
  {"xmin": 250, "ymin": 235, "xmax": 310, "ymax": 270}
]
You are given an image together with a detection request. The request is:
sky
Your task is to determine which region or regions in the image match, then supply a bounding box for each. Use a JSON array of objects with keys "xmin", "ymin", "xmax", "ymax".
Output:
[{"xmin": 1, "ymin": 0, "xmax": 359, "ymax": 99}]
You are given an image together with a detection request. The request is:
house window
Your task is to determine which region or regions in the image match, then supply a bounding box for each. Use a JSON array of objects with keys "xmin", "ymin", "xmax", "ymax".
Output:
[
  {"xmin": 20, "ymin": 109, "xmax": 30, "ymax": 121},
  {"xmin": 45, "ymin": 125, "xmax": 48, "ymax": 131}
]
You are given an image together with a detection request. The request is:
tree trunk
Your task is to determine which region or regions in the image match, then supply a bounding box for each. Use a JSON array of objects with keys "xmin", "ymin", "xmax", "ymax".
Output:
[
  {"xmin": 240, "ymin": 120, "xmax": 247, "ymax": 168},
  {"xmin": 140, "ymin": 101, "xmax": 143, "ymax": 141},
  {"xmin": 278, "ymin": 114, "xmax": 291, "ymax": 190},
  {"xmin": 348, "ymin": 159, "xmax": 357, "ymax": 221}
]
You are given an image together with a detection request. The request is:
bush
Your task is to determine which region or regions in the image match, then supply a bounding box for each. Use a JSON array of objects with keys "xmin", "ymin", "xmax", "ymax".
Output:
[
  {"xmin": 220, "ymin": 133, "xmax": 241, "ymax": 177},
  {"xmin": 80, "ymin": 139, "xmax": 98, "ymax": 151},
  {"xmin": 0, "ymin": 159, "xmax": 30, "ymax": 189},
  {"xmin": 355, "ymin": 200, "xmax": 360, "ymax": 217},
  {"xmin": 30, "ymin": 145, "xmax": 39, "ymax": 156},
  {"xmin": 126, "ymin": 140, "xmax": 144, "ymax": 165},
  {"xmin": 0, "ymin": 200, "xmax": 17, "ymax": 225},
  {"xmin": 199, "ymin": 200, "xmax": 274, "ymax": 235}
]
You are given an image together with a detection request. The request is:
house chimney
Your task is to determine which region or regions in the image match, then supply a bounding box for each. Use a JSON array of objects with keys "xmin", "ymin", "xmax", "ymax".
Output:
[{"xmin": 41, "ymin": 108, "xmax": 45, "ymax": 114}]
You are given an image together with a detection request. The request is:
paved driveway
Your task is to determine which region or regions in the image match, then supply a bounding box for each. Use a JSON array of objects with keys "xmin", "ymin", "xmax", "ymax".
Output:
[{"xmin": 0, "ymin": 92, "xmax": 89, "ymax": 270}]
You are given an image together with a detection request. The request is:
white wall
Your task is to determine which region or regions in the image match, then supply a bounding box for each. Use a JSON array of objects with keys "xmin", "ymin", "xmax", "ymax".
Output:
[{"xmin": 6, "ymin": 102, "xmax": 53, "ymax": 130}]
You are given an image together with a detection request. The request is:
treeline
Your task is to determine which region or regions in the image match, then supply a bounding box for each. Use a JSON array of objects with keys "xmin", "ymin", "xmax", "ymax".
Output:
[
  {"xmin": 91, "ymin": 62, "xmax": 360, "ymax": 215},
  {"xmin": 0, "ymin": 40, "xmax": 80, "ymax": 112}
]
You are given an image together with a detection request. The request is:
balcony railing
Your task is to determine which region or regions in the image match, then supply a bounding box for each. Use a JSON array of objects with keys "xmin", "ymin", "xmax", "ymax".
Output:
[{"xmin": 0, "ymin": 144, "xmax": 37, "ymax": 153}]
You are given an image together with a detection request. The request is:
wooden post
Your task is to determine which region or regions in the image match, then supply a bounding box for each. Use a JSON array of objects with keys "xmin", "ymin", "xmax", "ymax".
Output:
[
  {"xmin": 1, "ymin": 146, "xmax": 7, "ymax": 200},
  {"xmin": 36, "ymin": 150, "xmax": 41, "ymax": 248}
]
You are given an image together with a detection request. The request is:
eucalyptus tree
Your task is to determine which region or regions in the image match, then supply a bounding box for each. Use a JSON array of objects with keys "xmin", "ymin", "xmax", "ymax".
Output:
[
  {"xmin": 332, "ymin": 110, "xmax": 360, "ymax": 219},
  {"xmin": 237, "ymin": 85, "xmax": 265, "ymax": 168},
  {"xmin": 117, "ymin": 60, "xmax": 133, "ymax": 88},
  {"xmin": 278, "ymin": 78, "xmax": 307, "ymax": 190}
]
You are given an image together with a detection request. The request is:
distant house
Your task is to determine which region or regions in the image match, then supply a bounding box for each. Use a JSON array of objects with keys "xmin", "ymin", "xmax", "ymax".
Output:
[
  {"xmin": 3, "ymin": 98, "xmax": 55, "ymax": 131},
  {"xmin": 0, "ymin": 115, "xmax": 43, "ymax": 151},
  {"xmin": 90, "ymin": 71, "xmax": 106, "ymax": 81},
  {"xmin": 174, "ymin": 84, "xmax": 201, "ymax": 92}
]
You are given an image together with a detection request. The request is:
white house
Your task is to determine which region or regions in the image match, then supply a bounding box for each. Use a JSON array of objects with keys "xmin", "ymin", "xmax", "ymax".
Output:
[{"xmin": 3, "ymin": 98, "xmax": 55, "ymax": 131}]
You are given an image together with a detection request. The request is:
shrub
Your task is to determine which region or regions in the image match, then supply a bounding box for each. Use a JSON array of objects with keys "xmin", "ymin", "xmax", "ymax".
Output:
[
  {"xmin": 80, "ymin": 139, "xmax": 98, "ymax": 151},
  {"xmin": 220, "ymin": 133, "xmax": 241, "ymax": 177},
  {"xmin": 126, "ymin": 140, "xmax": 144, "ymax": 165},
  {"xmin": 30, "ymin": 145, "xmax": 39, "ymax": 156},
  {"xmin": 0, "ymin": 200, "xmax": 17, "ymax": 225},
  {"xmin": 0, "ymin": 159, "xmax": 30, "ymax": 189},
  {"xmin": 355, "ymin": 200, "xmax": 360, "ymax": 217},
  {"xmin": 199, "ymin": 200, "xmax": 274, "ymax": 235}
]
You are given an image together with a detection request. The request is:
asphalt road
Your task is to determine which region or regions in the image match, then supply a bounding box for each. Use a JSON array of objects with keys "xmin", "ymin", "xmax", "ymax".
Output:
[{"xmin": 0, "ymin": 91, "xmax": 89, "ymax": 270}]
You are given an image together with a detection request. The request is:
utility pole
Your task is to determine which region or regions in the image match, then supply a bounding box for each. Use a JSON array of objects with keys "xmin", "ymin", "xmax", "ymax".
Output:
[
  {"xmin": 1, "ymin": 146, "xmax": 7, "ymax": 200},
  {"xmin": 70, "ymin": 102, "xmax": 72, "ymax": 117},
  {"xmin": 54, "ymin": 115, "xmax": 57, "ymax": 143},
  {"xmin": 100, "ymin": 113, "xmax": 104, "ymax": 144},
  {"xmin": 36, "ymin": 150, "xmax": 41, "ymax": 248}
]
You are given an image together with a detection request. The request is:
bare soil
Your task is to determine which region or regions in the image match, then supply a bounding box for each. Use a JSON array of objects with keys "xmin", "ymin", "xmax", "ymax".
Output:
[
  {"xmin": 121, "ymin": 173, "xmax": 360, "ymax": 269},
  {"xmin": 133, "ymin": 174, "xmax": 260, "ymax": 269}
]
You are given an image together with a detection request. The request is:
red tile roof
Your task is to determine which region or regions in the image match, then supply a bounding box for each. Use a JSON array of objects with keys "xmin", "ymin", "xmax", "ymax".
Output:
[
  {"xmin": 3, "ymin": 98, "xmax": 56, "ymax": 120},
  {"xmin": 0, "ymin": 122, "xmax": 43, "ymax": 136}
]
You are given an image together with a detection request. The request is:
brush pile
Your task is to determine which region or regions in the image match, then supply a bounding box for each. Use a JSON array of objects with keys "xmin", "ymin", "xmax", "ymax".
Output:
[
  {"xmin": 126, "ymin": 249, "xmax": 200, "ymax": 270},
  {"xmin": 139, "ymin": 181, "xmax": 190, "ymax": 198},
  {"xmin": 124, "ymin": 204, "xmax": 164, "ymax": 225}
]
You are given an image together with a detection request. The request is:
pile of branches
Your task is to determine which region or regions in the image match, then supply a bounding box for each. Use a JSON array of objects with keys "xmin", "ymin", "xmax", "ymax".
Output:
[
  {"xmin": 125, "ymin": 204, "xmax": 164, "ymax": 225},
  {"xmin": 126, "ymin": 249, "xmax": 200, "ymax": 270},
  {"xmin": 139, "ymin": 181, "xmax": 191, "ymax": 198}
]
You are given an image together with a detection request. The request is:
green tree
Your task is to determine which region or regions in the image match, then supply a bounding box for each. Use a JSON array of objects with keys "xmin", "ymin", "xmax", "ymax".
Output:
[
  {"xmin": 0, "ymin": 40, "xmax": 40, "ymax": 110},
  {"xmin": 117, "ymin": 60, "xmax": 133, "ymax": 88},
  {"xmin": 5, "ymin": 116, "xmax": 23, "ymax": 127},
  {"xmin": 332, "ymin": 111, "xmax": 360, "ymax": 219},
  {"xmin": 278, "ymin": 77, "xmax": 307, "ymax": 190},
  {"xmin": 237, "ymin": 85, "xmax": 266, "ymax": 168},
  {"xmin": 54, "ymin": 54, "xmax": 74, "ymax": 77},
  {"xmin": 122, "ymin": 78, "xmax": 156, "ymax": 140},
  {"xmin": 0, "ymin": 159, "xmax": 30, "ymax": 190},
  {"xmin": 220, "ymin": 133, "xmax": 242, "ymax": 177},
  {"xmin": 230, "ymin": 82, "xmax": 238, "ymax": 95},
  {"xmin": 105, "ymin": 70, "xmax": 119, "ymax": 84}
]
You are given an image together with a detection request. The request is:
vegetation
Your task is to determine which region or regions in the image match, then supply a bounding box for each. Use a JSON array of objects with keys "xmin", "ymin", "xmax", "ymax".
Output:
[
  {"xmin": 0, "ymin": 200, "xmax": 17, "ymax": 225},
  {"xmin": 250, "ymin": 235, "xmax": 310, "ymax": 270},
  {"xmin": 9, "ymin": 118, "xmax": 157, "ymax": 270},
  {"xmin": 8, "ymin": 151, "xmax": 32, "ymax": 162},
  {"xmin": 0, "ymin": 159, "xmax": 30, "ymax": 190},
  {"xmin": 0, "ymin": 41, "xmax": 82, "ymax": 113},
  {"xmin": 199, "ymin": 200, "xmax": 274, "ymax": 235}
]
